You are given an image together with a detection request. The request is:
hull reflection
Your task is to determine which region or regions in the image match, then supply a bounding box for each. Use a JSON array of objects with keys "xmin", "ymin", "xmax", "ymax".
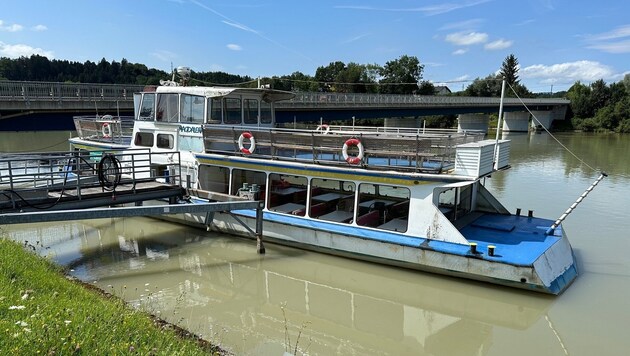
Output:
[{"xmin": 3, "ymin": 217, "xmax": 552, "ymax": 355}]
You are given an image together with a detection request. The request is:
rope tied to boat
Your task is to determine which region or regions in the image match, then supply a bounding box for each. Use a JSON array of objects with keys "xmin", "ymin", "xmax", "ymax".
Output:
[{"xmin": 546, "ymin": 171, "xmax": 607, "ymax": 235}]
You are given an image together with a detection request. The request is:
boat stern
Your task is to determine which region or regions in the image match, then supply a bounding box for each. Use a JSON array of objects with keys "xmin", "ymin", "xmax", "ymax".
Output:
[{"xmin": 531, "ymin": 226, "xmax": 578, "ymax": 295}]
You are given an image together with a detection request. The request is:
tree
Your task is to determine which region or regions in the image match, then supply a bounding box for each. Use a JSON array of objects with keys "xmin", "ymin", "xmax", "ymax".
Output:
[
  {"xmin": 499, "ymin": 54, "xmax": 519, "ymax": 86},
  {"xmin": 567, "ymin": 81, "xmax": 593, "ymax": 118},
  {"xmin": 379, "ymin": 55, "xmax": 424, "ymax": 94},
  {"xmin": 464, "ymin": 74, "xmax": 503, "ymax": 97},
  {"xmin": 315, "ymin": 61, "xmax": 346, "ymax": 92}
]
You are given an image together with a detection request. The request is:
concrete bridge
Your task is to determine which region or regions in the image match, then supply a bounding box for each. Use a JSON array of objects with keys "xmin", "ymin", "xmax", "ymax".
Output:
[{"xmin": 0, "ymin": 80, "xmax": 569, "ymax": 132}]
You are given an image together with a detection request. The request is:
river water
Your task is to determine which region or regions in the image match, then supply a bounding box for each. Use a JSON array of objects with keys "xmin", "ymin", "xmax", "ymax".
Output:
[{"xmin": 1, "ymin": 131, "xmax": 628, "ymax": 355}]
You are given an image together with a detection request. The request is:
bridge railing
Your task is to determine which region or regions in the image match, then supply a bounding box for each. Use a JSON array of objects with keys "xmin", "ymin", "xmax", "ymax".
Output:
[
  {"xmin": 283, "ymin": 92, "xmax": 569, "ymax": 108},
  {"xmin": 0, "ymin": 80, "xmax": 570, "ymax": 108},
  {"xmin": 0, "ymin": 81, "xmax": 145, "ymax": 102}
]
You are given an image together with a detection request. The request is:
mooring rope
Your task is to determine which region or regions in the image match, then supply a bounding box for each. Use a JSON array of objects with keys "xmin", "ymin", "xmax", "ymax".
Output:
[{"xmin": 505, "ymin": 82, "xmax": 600, "ymax": 173}]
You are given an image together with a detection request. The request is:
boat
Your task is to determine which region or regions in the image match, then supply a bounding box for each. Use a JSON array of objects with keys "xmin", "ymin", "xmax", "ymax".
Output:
[{"xmin": 69, "ymin": 70, "xmax": 578, "ymax": 295}]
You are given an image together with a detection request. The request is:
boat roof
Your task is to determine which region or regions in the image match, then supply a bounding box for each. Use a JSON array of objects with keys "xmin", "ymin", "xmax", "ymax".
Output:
[{"xmin": 153, "ymin": 85, "xmax": 295, "ymax": 102}]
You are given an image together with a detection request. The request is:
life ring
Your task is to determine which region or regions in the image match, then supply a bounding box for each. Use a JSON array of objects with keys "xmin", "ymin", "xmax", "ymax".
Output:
[
  {"xmin": 101, "ymin": 122, "xmax": 112, "ymax": 138},
  {"xmin": 316, "ymin": 124, "xmax": 330, "ymax": 134},
  {"xmin": 342, "ymin": 138, "xmax": 364, "ymax": 164},
  {"xmin": 238, "ymin": 131, "xmax": 256, "ymax": 155}
]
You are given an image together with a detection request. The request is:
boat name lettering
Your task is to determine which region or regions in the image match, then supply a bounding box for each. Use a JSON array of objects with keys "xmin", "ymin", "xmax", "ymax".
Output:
[{"xmin": 178, "ymin": 125, "xmax": 202, "ymax": 133}]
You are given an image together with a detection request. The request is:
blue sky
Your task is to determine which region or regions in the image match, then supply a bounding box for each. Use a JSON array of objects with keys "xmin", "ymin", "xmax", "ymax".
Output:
[{"xmin": 1, "ymin": 0, "xmax": 628, "ymax": 92}]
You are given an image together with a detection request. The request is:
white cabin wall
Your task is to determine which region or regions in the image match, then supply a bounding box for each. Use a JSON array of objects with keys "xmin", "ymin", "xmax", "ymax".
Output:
[{"xmin": 407, "ymin": 196, "xmax": 469, "ymax": 245}]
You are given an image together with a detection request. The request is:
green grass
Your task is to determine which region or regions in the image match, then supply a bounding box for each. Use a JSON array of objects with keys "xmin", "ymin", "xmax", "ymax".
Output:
[{"xmin": 0, "ymin": 238, "xmax": 224, "ymax": 355}]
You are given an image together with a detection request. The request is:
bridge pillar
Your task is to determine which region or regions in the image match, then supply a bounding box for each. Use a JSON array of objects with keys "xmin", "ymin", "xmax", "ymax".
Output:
[
  {"xmin": 457, "ymin": 113, "xmax": 489, "ymax": 133},
  {"xmin": 530, "ymin": 110, "xmax": 553, "ymax": 130},
  {"xmin": 502, "ymin": 112, "xmax": 530, "ymax": 132}
]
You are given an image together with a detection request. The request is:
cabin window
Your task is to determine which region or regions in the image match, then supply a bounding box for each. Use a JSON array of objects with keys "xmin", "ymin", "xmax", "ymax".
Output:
[
  {"xmin": 198, "ymin": 165, "xmax": 229, "ymax": 193},
  {"xmin": 138, "ymin": 93, "xmax": 155, "ymax": 121},
  {"xmin": 156, "ymin": 134, "xmax": 174, "ymax": 149},
  {"xmin": 134, "ymin": 132, "xmax": 154, "ymax": 147},
  {"xmin": 178, "ymin": 136, "xmax": 204, "ymax": 153},
  {"xmin": 309, "ymin": 178, "xmax": 356, "ymax": 223},
  {"xmin": 208, "ymin": 98, "xmax": 222, "ymax": 124},
  {"xmin": 260, "ymin": 101, "xmax": 272, "ymax": 124},
  {"xmin": 244, "ymin": 99, "xmax": 259, "ymax": 125},
  {"xmin": 231, "ymin": 169, "xmax": 267, "ymax": 203},
  {"xmin": 224, "ymin": 98, "xmax": 241, "ymax": 125},
  {"xmin": 357, "ymin": 183, "xmax": 409, "ymax": 232},
  {"xmin": 180, "ymin": 94, "xmax": 204, "ymax": 123},
  {"xmin": 438, "ymin": 185, "xmax": 472, "ymax": 221},
  {"xmin": 268, "ymin": 173, "xmax": 308, "ymax": 214},
  {"xmin": 156, "ymin": 93, "xmax": 179, "ymax": 122}
]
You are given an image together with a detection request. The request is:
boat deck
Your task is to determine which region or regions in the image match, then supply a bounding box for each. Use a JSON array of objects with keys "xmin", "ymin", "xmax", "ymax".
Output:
[{"xmin": 202, "ymin": 125, "xmax": 485, "ymax": 173}]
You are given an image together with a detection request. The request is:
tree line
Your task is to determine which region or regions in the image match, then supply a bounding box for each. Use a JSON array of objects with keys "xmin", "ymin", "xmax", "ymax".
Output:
[{"xmin": 1, "ymin": 54, "xmax": 629, "ymax": 132}]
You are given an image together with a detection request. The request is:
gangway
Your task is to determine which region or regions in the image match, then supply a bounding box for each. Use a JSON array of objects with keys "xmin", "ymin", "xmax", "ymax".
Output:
[{"xmin": 0, "ymin": 149, "xmax": 267, "ymax": 253}]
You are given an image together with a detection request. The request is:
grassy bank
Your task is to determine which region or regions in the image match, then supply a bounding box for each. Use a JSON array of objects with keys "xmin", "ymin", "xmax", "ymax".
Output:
[{"xmin": 0, "ymin": 238, "xmax": 223, "ymax": 355}]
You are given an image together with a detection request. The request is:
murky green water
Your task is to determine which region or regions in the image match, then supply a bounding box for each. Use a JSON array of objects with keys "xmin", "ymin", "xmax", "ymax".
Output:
[{"xmin": 1, "ymin": 131, "xmax": 628, "ymax": 355}]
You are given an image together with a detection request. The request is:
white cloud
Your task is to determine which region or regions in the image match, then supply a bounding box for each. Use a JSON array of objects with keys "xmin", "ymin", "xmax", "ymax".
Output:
[
  {"xmin": 222, "ymin": 20, "xmax": 258, "ymax": 34},
  {"xmin": 32, "ymin": 25, "xmax": 48, "ymax": 31},
  {"xmin": 0, "ymin": 42, "xmax": 54, "ymax": 58},
  {"xmin": 334, "ymin": 0, "xmax": 492, "ymax": 16},
  {"xmin": 0, "ymin": 20, "xmax": 23, "ymax": 32},
  {"xmin": 588, "ymin": 40, "xmax": 630, "ymax": 54},
  {"xmin": 439, "ymin": 18, "xmax": 484, "ymax": 31},
  {"xmin": 587, "ymin": 24, "xmax": 630, "ymax": 41},
  {"xmin": 521, "ymin": 60, "xmax": 618, "ymax": 84},
  {"xmin": 452, "ymin": 48, "xmax": 468, "ymax": 55},
  {"xmin": 445, "ymin": 32, "xmax": 488, "ymax": 46},
  {"xmin": 585, "ymin": 25, "xmax": 630, "ymax": 53},
  {"xmin": 484, "ymin": 39, "xmax": 513, "ymax": 50},
  {"xmin": 227, "ymin": 44, "xmax": 242, "ymax": 51}
]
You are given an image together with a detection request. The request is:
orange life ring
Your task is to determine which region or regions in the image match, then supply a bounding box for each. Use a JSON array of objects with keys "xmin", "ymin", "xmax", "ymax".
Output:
[
  {"xmin": 238, "ymin": 131, "xmax": 256, "ymax": 154},
  {"xmin": 316, "ymin": 124, "xmax": 330, "ymax": 134},
  {"xmin": 101, "ymin": 122, "xmax": 112, "ymax": 138},
  {"xmin": 342, "ymin": 138, "xmax": 364, "ymax": 164}
]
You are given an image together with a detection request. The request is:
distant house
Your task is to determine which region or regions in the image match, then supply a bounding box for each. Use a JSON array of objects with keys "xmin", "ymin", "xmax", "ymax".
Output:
[{"xmin": 434, "ymin": 85, "xmax": 452, "ymax": 95}]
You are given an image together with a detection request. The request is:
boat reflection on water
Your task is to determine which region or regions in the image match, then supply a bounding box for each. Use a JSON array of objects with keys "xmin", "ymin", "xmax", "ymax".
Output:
[{"xmin": 4, "ymin": 217, "xmax": 553, "ymax": 355}]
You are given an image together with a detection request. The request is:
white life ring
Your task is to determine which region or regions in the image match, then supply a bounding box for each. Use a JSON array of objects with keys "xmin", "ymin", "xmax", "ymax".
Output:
[
  {"xmin": 342, "ymin": 138, "xmax": 364, "ymax": 164},
  {"xmin": 238, "ymin": 131, "xmax": 256, "ymax": 155},
  {"xmin": 101, "ymin": 122, "xmax": 112, "ymax": 138},
  {"xmin": 316, "ymin": 124, "xmax": 330, "ymax": 134}
]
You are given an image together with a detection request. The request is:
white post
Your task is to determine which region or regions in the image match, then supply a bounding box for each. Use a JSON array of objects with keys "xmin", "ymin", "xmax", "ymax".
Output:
[
  {"xmin": 493, "ymin": 79, "xmax": 506, "ymax": 170},
  {"xmin": 352, "ymin": 116, "xmax": 355, "ymax": 131}
]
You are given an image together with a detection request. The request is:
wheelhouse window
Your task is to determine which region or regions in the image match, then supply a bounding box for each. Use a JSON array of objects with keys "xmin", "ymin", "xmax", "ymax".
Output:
[
  {"xmin": 178, "ymin": 136, "xmax": 204, "ymax": 153},
  {"xmin": 208, "ymin": 97, "xmax": 222, "ymax": 124},
  {"xmin": 138, "ymin": 93, "xmax": 155, "ymax": 121},
  {"xmin": 438, "ymin": 184, "xmax": 472, "ymax": 221},
  {"xmin": 268, "ymin": 173, "xmax": 308, "ymax": 214},
  {"xmin": 357, "ymin": 183, "xmax": 409, "ymax": 232},
  {"xmin": 198, "ymin": 165, "xmax": 229, "ymax": 193},
  {"xmin": 225, "ymin": 98, "xmax": 242, "ymax": 125},
  {"xmin": 156, "ymin": 134, "xmax": 174, "ymax": 149},
  {"xmin": 244, "ymin": 99, "xmax": 259, "ymax": 125},
  {"xmin": 309, "ymin": 178, "xmax": 355, "ymax": 223},
  {"xmin": 231, "ymin": 169, "xmax": 267, "ymax": 203},
  {"xmin": 134, "ymin": 132, "xmax": 154, "ymax": 147},
  {"xmin": 260, "ymin": 100, "xmax": 272, "ymax": 124},
  {"xmin": 180, "ymin": 94, "xmax": 204, "ymax": 123},
  {"xmin": 156, "ymin": 93, "xmax": 179, "ymax": 122}
]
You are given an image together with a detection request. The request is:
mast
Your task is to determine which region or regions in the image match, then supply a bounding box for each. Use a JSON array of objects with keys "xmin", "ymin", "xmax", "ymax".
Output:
[{"xmin": 493, "ymin": 78, "xmax": 506, "ymax": 170}]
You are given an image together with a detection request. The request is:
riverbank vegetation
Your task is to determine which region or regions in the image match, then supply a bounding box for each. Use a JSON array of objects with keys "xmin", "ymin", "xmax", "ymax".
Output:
[
  {"xmin": 0, "ymin": 238, "xmax": 223, "ymax": 355},
  {"xmin": 1, "ymin": 54, "xmax": 629, "ymax": 132}
]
